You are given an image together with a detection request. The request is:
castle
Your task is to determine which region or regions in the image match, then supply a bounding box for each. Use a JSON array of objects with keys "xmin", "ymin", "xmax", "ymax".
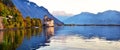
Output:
[{"xmin": 43, "ymin": 15, "xmax": 54, "ymax": 27}]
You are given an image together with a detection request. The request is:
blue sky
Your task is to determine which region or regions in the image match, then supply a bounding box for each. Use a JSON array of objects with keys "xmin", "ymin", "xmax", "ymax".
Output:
[{"xmin": 29, "ymin": 0, "xmax": 120, "ymax": 16}]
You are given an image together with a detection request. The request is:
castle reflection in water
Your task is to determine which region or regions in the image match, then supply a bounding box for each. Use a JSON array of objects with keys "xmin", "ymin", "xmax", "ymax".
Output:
[
  {"xmin": 43, "ymin": 27, "xmax": 54, "ymax": 44},
  {"xmin": 0, "ymin": 27, "xmax": 54, "ymax": 50},
  {"xmin": 44, "ymin": 27, "xmax": 54, "ymax": 39}
]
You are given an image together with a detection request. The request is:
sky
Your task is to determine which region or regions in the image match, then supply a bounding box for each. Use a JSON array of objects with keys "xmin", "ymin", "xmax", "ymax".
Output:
[{"xmin": 29, "ymin": 0, "xmax": 120, "ymax": 16}]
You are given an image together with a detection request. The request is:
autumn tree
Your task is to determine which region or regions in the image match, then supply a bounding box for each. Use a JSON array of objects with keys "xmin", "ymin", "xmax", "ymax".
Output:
[{"xmin": 25, "ymin": 16, "xmax": 31, "ymax": 28}]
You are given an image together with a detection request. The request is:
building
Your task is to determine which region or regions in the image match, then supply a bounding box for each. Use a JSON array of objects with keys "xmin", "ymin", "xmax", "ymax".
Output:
[
  {"xmin": 7, "ymin": 15, "xmax": 13, "ymax": 19},
  {"xmin": 43, "ymin": 15, "xmax": 54, "ymax": 27}
]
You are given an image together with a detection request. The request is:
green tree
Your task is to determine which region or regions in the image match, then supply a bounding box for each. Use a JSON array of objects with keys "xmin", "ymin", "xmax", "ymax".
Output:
[{"xmin": 3, "ymin": 18, "xmax": 8, "ymax": 28}]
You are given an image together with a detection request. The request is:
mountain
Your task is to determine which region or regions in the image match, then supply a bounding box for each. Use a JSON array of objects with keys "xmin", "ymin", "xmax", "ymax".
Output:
[
  {"xmin": 12, "ymin": 0, "xmax": 63, "ymax": 25},
  {"xmin": 55, "ymin": 16, "xmax": 71, "ymax": 22},
  {"xmin": 64, "ymin": 10, "xmax": 120, "ymax": 24}
]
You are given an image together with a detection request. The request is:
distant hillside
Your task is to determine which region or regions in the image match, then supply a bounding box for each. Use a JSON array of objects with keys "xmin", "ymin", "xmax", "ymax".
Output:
[
  {"xmin": 64, "ymin": 10, "xmax": 120, "ymax": 24},
  {"xmin": 12, "ymin": 0, "xmax": 63, "ymax": 25}
]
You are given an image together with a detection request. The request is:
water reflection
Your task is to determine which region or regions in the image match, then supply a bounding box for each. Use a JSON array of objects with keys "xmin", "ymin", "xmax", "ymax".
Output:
[
  {"xmin": 0, "ymin": 28, "xmax": 44, "ymax": 50},
  {"xmin": 37, "ymin": 26, "xmax": 120, "ymax": 50},
  {"xmin": 38, "ymin": 36, "xmax": 120, "ymax": 50},
  {"xmin": 16, "ymin": 27, "xmax": 54, "ymax": 50},
  {"xmin": 44, "ymin": 27, "xmax": 54, "ymax": 41},
  {"xmin": 1, "ymin": 26, "xmax": 120, "ymax": 50},
  {"xmin": 0, "ymin": 27, "xmax": 55, "ymax": 50},
  {"xmin": 55, "ymin": 26, "xmax": 120, "ymax": 41},
  {"xmin": 0, "ymin": 31, "xmax": 3, "ymax": 44}
]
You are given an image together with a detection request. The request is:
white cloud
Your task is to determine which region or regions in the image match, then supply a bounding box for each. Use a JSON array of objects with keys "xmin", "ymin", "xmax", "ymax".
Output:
[
  {"xmin": 29, "ymin": 0, "xmax": 120, "ymax": 15},
  {"xmin": 52, "ymin": 11, "xmax": 73, "ymax": 16}
]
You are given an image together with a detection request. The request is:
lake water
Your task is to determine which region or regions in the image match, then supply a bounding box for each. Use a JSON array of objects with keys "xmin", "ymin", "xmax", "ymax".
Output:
[{"xmin": 0, "ymin": 26, "xmax": 120, "ymax": 50}]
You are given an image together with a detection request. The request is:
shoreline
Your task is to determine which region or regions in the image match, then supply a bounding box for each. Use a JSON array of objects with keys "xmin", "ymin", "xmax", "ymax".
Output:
[
  {"xmin": 64, "ymin": 24, "xmax": 120, "ymax": 26},
  {"xmin": 0, "ymin": 26, "xmax": 42, "ymax": 31},
  {"xmin": 1, "ymin": 24, "xmax": 120, "ymax": 31}
]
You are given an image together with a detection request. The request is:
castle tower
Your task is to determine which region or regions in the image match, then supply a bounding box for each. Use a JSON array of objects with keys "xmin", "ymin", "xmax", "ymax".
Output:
[{"xmin": 43, "ymin": 15, "xmax": 54, "ymax": 27}]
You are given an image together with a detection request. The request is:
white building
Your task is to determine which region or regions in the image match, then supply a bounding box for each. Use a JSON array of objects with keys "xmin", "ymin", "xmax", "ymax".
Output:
[{"xmin": 43, "ymin": 15, "xmax": 54, "ymax": 27}]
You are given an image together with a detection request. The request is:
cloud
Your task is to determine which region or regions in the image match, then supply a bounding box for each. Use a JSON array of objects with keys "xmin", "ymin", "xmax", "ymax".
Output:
[{"xmin": 52, "ymin": 11, "xmax": 73, "ymax": 16}]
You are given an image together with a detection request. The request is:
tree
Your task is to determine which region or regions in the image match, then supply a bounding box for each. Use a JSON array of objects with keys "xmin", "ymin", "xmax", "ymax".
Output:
[
  {"xmin": 36, "ymin": 19, "xmax": 42, "ymax": 27},
  {"xmin": 25, "ymin": 16, "xmax": 31, "ymax": 28}
]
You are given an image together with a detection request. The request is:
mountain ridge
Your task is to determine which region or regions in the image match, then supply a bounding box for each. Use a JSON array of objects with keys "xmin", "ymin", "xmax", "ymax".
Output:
[
  {"xmin": 64, "ymin": 10, "xmax": 120, "ymax": 24},
  {"xmin": 12, "ymin": 0, "xmax": 64, "ymax": 25}
]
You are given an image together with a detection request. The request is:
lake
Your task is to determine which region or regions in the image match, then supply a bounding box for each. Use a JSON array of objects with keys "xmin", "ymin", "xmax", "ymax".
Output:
[{"xmin": 0, "ymin": 26, "xmax": 120, "ymax": 50}]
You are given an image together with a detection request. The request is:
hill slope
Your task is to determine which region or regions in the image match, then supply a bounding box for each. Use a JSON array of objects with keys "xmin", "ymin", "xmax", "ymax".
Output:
[
  {"xmin": 0, "ymin": 0, "xmax": 42, "ymax": 28},
  {"xmin": 12, "ymin": 0, "xmax": 63, "ymax": 25}
]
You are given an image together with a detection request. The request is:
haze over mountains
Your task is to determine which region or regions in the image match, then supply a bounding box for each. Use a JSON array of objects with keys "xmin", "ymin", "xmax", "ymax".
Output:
[
  {"xmin": 52, "ymin": 11, "xmax": 73, "ymax": 22},
  {"xmin": 64, "ymin": 10, "xmax": 120, "ymax": 24},
  {"xmin": 12, "ymin": 0, "xmax": 63, "ymax": 25}
]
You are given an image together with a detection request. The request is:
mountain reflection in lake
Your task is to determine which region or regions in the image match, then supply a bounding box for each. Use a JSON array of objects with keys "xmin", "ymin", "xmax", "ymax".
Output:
[
  {"xmin": 0, "ymin": 26, "xmax": 120, "ymax": 50},
  {"xmin": 38, "ymin": 26, "xmax": 120, "ymax": 50}
]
